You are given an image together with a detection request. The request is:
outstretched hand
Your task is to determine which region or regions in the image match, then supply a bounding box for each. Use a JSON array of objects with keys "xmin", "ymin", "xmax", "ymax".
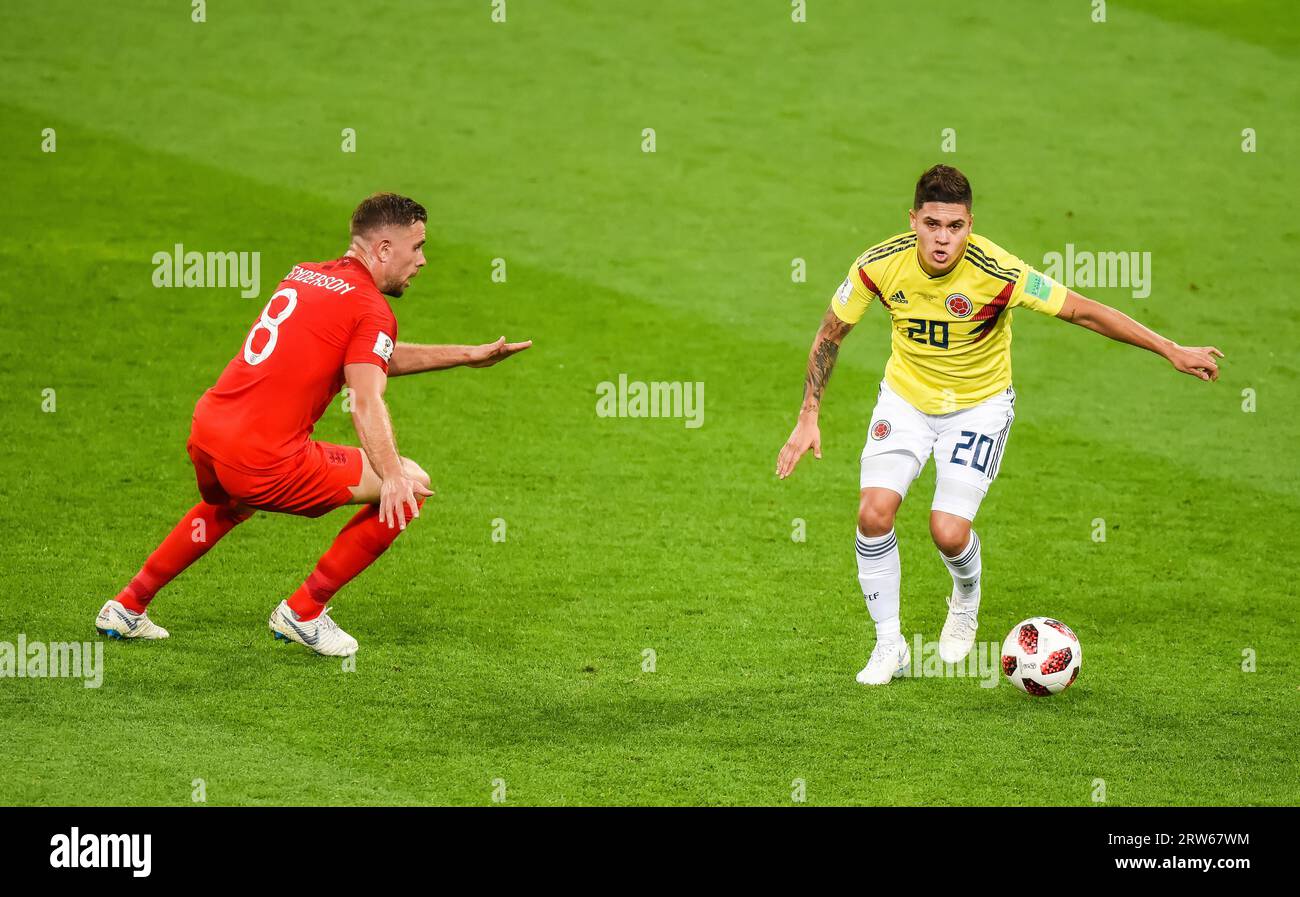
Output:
[
  {"xmin": 467, "ymin": 336, "xmax": 533, "ymax": 368},
  {"xmin": 1167, "ymin": 344, "xmax": 1224, "ymax": 382}
]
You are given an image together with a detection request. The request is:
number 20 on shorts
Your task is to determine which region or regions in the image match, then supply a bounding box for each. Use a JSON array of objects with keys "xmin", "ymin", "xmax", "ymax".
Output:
[{"xmin": 950, "ymin": 430, "xmax": 995, "ymax": 473}]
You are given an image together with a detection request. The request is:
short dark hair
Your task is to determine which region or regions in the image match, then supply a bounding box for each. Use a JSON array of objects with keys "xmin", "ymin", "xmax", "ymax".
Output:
[
  {"xmin": 350, "ymin": 192, "xmax": 427, "ymax": 237},
  {"xmin": 913, "ymin": 164, "xmax": 972, "ymax": 210}
]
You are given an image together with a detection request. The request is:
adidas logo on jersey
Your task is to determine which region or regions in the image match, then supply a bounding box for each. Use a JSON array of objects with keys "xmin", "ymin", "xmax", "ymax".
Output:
[{"xmin": 890, "ymin": 290, "xmax": 907, "ymax": 305}]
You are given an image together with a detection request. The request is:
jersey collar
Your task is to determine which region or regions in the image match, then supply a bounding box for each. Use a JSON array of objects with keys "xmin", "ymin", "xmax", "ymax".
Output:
[{"xmin": 337, "ymin": 255, "xmax": 380, "ymax": 291}]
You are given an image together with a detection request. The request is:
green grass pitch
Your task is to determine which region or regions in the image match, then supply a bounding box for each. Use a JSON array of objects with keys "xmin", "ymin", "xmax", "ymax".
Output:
[{"xmin": 0, "ymin": 1, "xmax": 1296, "ymax": 806}]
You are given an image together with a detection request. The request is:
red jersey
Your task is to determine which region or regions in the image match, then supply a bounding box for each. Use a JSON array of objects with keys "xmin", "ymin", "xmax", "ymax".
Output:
[{"xmin": 191, "ymin": 257, "xmax": 397, "ymax": 472}]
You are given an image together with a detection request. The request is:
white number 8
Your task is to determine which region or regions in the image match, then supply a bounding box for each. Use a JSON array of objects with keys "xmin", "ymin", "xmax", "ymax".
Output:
[{"xmin": 243, "ymin": 288, "xmax": 298, "ymax": 365}]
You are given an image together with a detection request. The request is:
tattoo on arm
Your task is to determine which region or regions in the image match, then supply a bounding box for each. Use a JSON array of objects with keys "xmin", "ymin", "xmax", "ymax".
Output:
[
  {"xmin": 803, "ymin": 340, "xmax": 839, "ymax": 411},
  {"xmin": 801, "ymin": 309, "xmax": 853, "ymax": 414}
]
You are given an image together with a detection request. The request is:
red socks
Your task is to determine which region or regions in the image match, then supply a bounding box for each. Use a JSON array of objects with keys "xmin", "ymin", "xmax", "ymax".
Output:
[
  {"xmin": 117, "ymin": 502, "xmax": 253, "ymax": 612},
  {"xmin": 287, "ymin": 498, "xmax": 424, "ymax": 621}
]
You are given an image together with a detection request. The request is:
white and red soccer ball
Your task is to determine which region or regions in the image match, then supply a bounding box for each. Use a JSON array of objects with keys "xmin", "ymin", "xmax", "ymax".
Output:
[{"xmin": 1001, "ymin": 617, "xmax": 1082, "ymax": 696}]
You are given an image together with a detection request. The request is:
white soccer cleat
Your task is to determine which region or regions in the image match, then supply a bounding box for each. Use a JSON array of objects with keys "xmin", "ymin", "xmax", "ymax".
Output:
[
  {"xmin": 95, "ymin": 599, "xmax": 170, "ymax": 640},
  {"xmin": 939, "ymin": 596, "xmax": 979, "ymax": 664},
  {"xmin": 268, "ymin": 600, "xmax": 358, "ymax": 657},
  {"xmin": 856, "ymin": 637, "xmax": 911, "ymax": 686}
]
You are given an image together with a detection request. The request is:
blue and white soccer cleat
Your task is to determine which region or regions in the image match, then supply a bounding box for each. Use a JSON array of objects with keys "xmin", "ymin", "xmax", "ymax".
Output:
[
  {"xmin": 939, "ymin": 596, "xmax": 979, "ymax": 664},
  {"xmin": 268, "ymin": 600, "xmax": 358, "ymax": 657},
  {"xmin": 856, "ymin": 637, "xmax": 910, "ymax": 686},
  {"xmin": 95, "ymin": 599, "xmax": 170, "ymax": 640}
]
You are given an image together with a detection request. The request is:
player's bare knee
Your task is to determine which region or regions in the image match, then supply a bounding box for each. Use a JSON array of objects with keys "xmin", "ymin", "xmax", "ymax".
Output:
[
  {"xmin": 858, "ymin": 497, "xmax": 897, "ymax": 536},
  {"xmin": 930, "ymin": 513, "xmax": 970, "ymax": 556}
]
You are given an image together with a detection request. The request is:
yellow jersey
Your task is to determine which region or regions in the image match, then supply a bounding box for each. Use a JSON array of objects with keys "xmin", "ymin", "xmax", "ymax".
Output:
[{"xmin": 831, "ymin": 231, "xmax": 1068, "ymax": 413}]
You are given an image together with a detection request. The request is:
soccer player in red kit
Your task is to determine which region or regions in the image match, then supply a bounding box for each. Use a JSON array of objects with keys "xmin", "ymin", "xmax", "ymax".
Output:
[{"xmin": 96, "ymin": 193, "xmax": 531, "ymax": 656}]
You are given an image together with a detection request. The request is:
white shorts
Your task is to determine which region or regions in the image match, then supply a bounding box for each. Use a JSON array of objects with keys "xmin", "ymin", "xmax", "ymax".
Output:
[{"xmin": 859, "ymin": 380, "xmax": 1015, "ymax": 521}]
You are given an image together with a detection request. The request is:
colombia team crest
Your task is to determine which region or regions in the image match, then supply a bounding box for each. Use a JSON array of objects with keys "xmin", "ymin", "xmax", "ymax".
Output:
[
  {"xmin": 870, "ymin": 420, "xmax": 891, "ymax": 440},
  {"xmin": 945, "ymin": 293, "xmax": 974, "ymax": 318}
]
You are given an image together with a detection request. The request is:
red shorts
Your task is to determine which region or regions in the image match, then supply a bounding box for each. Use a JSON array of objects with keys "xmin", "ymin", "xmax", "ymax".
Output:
[{"xmin": 187, "ymin": 439, "xmax": 363, "ymax": 518}]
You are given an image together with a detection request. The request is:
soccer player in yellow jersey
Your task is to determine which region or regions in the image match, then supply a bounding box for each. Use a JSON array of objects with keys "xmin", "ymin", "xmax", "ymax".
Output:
[{"xmin": 775, "ymin": 165, "xmax": 1223, "ymax": 685}]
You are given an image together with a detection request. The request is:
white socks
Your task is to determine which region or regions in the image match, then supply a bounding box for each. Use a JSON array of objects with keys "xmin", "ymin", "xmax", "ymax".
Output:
[
  {"xmin": 941, "ymin": 532, "xmax": 982, "ymax": 607},
  {"xmin": 857, "ymin": 529, "xmax": 982, "ymax": 647},
  {"xmin": 855, "ymin": 529, "xmax": 901, "ymax": 642}
]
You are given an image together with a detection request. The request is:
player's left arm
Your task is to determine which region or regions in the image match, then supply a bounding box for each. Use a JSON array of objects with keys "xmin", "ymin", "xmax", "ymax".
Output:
[
  {"xmin": 1055, "ymin": 291, "xmax": 1224, "ymax": 382},
  {"xmin": 387, "ymin": 337, "xmax": 533, "ymax": 376}
]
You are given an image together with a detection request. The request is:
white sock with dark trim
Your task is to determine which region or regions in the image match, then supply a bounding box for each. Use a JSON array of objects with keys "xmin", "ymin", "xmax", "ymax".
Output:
[
  {"xmin": 856, "ymin": 529, "xmax": 902, "ymax": 643},
  {"xmin": 941, "ymin": 532, "xmax": 981, "ymax": 608}
]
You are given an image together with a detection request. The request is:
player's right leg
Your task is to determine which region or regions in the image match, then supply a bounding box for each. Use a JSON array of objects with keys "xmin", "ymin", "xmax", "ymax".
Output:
[
  {"xmin": 97, "ymin": 442, "xmax": 257, "ymax": 639},
  {"xmin": 269, "ymin": 447, "xmax": 431, "ymax": 656},
  {"xmin": 855, "ymin": 484, "xmax": 915, "ymax": 685},
  {"xmin": 854, "ymin": 382, "xmax": 930, "ymax": 686}
]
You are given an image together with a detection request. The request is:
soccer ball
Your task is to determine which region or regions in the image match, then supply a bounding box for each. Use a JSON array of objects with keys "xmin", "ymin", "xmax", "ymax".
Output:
[{"xmin": 1001, "ymin": 617, "xmax": 1082, "ymax": 696}]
